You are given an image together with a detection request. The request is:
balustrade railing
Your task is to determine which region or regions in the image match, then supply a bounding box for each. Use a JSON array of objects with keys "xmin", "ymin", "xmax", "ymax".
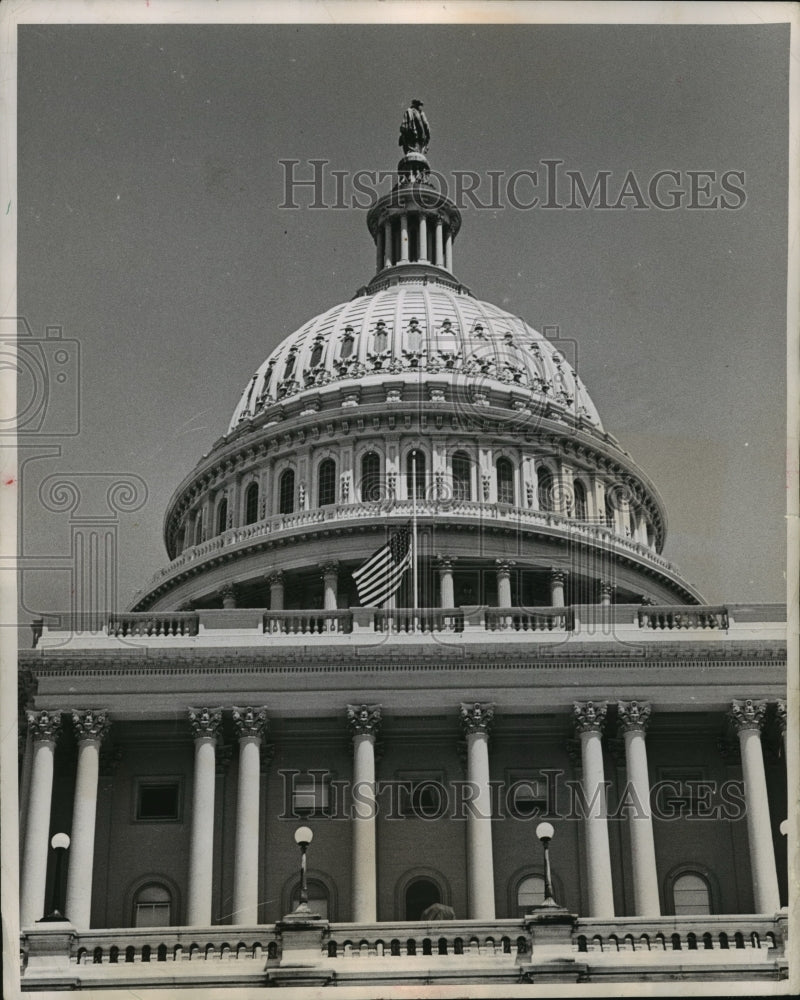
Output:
[
  {"xmin": 325, "ymin": 920, "xmax": 528, "ymax": 959},
  {"xmin": 638, "ymin": 606, "xmax": 729, "ymax": 630},
  {"xmin": 374, "ymin": 608, "xmax": 465, "ymax": 633},
  {"xmin": 572, "ymin": 915, "xmax": 782, "ymax": 955},
  {"xmin": 485, "ymin": 606, "xmax": 573, "ymax": 632},
  {"xmin": 108, "ymin": 613, "xmax": 199, "ymax": 637},
  {"xmin": 142, "ymin": 499, "xmax": 675, "ymax": 597},
  {"xmin": 262, "ymin": 610, "xmax": 353, "ymax": 635}
]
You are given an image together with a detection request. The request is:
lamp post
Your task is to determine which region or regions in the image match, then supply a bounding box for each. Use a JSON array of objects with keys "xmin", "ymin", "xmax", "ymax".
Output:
[
  {"xmin": 535, "ymin": 821, "xmax": 559, "ymax": 909},
  {"xmin": 294, "ymin": 826, "xmax": 313, "ymax": 913},
  {"xmin": 39, "ymin": 833, "xmax": 70, "ymax": 922}
]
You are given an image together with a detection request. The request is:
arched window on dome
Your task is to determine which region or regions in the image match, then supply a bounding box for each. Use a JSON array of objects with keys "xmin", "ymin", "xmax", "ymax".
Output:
[
  {"xmin": 340, "ymin": 327, "xmax": 355, "ymax": 359},
  {"xmin": 537, "ymin": 468, "xmax": 554, "ymax": 512},
  {"xmin": 318, "ymin": 458, "xmax": 336, "ymax": 507},
  {"xmin": 628, "ymin": 508, "xmax": 637, "ymax": 538},
  {"xmin": 516, "ymin": 875, "xmax": 546, "ymax": 915},
  {"xmin": 574, "ymin": 480, "xmax": 588, "ymax": 520},
  {"xmin": 193, "ymin": 511, "xmax": 204, "ymax": 546},
  {"xmin": 279, "ymin": 469, "xmax": 295, "ymax": 515},
  {"xmin": 360, "ymin": 452, "xmax": 381, "ymax": 503},
  {"xmin": 452, "ymin": 452, "xmax": 472, "ymax": 502},
  {"xmin": 309, "ymin": 337, "xmax": 324, "ymax": 368},
  {"xmin": 245, "ymin": 482, "xmax": 260, "ymax": 525},
  {"xmin": 496, "ymin": 457, "xmax": 514, "ymax": 505},
  {"xmin": 216, "ymin": 497, "xmax": 228, "ymax": 536},
  {"xmin": 671, "ymin": 871, "xmax": 712, "ymax": 915},
  {"xmin": 133, "ymin": 882, "xmax": 173, "ymax": 928},
  {"xmin": 283, "ymin": 350, "xmax": 297, "ymax": 380},
  {"xmin": 406, "ymin": 451, "xmax": 426, "ymax": 502}
]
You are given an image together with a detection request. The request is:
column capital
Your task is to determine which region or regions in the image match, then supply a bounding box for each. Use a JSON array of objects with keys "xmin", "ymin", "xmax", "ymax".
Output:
[
  {"xmin": 617, "ymin": 700, "xmax": 651, "ymax": 734},
  {"xmin": 268, "ymin": 570, "xmax": 284, "ymax": 587},
  {"xmin": 573, "ymin": 701, "xmax": 608, "ymax": 736},
  {"xmin": 321, "ymin": 561, "xmax": 339, "ymax": 577},
  {"xmin": 436, "ymin": 555, "xmax": 455, "ymax": 571},
  {"xmin": 775, "ymin": 700, "xmax": 787, "ymax": 737},
  {"xmin": 598, "ymin": 579, "xmax": 615, "ymax": 598},
  {"xmin": 729, "ymin": 699, "xmax": 768, "ymax": 734},
  {"xmin": 347, "ymin": 703, "xmax": 382, "ymax": 738},
  {"xmin": 188, "ymin": 706, "xmax": 223, "ymax": 742},
  {"xmin": 26, "ymin": 709, "xmax": 62, "ymax": 744},
  {"xmin": 232, "ymin": 706, "xmax": 268, "ymax": 742},
  {"xmin": 495, "ymin": 559, "xmax": 516, "ymax": 576},
  {"xmin": 220, "ymin": 583, "xmax": 237, "ymax": 601},
  {"xmin": 549, "ymin": 567, "xmax": 569, "ymax": 583},
  {"xmin": 71, "ymin": 709, "xmax": 111, "ymax": 744},
  {"xmin": 459, "ymin": 701, "xmax": 495, "ymax": 736}
]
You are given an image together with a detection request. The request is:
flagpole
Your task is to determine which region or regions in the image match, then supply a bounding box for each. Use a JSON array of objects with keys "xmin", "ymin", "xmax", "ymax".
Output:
[{"xmin": 411, "ymin": 449, "xmax": 419, "ymax": 629}]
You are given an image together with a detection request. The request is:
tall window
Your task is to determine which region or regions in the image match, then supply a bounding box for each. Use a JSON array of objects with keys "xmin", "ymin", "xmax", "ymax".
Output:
[
  {"xmin": 245, "ymin": 482, "xmax": 259, "ymax": 525},
  {"xmin": 672, "ymin": 872, "xmax": 712, "ymax": 915},
  {"xmin": 309, "ymin": 338, "xmax": 324, "ymax": 368},
  {"xmin": 517, "ymin": 875, "xmax": 546, "ymax": 914},
  {"xmin": 216, "ymin": 497, "xmax": 228, "ymax": 535},
  {"xmin": 340, "ymin": 328, "xmax": 355, "ymax": 358},
  {"xmin": 133, "ymin": 883, "xmax": 172, "ymax": 928},
  {"xmin": 283, "ymin": 350, "xmax": 296, "ymax": 379},
  {"xmin": 374, "ymin": 322, "xmax": 388, "ymax": 353},
  {"xmin": 279, "ymin": 469, "xmax": 295, "ymax": 514},
  {"xmin": 405, "ymin": 878, "xmax": 440, "ymax": 921},
  {"xmin": 537, "ymin": 468, "xmax": 554, "ymax": 512},
  {"xmin": 360, "ymin": 451, "xmax": 381, "ymax": 502},
  {"xmin": 574, "ymin": 480, "xmax": 588, "ymax": 520},
  {"xmin": 193, "ymin": 512, "xmax": 203, "ymax": 545},
  {"xmin": 452, "ymin": 452, "xmax": 472, "ymax": 501},
  {"xmin": 406, "ymin": 451, "xmax": 426, "ymax": 501},
  {"xmin": 496, "ymin": 457, "xmax": 514, "ymax": 505},
  {"xmin": 318, "ymin": 458, "xmax": 336, "ymax": 507}
]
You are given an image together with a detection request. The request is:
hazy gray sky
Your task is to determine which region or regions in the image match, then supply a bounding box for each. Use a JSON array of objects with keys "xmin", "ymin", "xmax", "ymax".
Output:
[{"xmin": 17, "ymin": 21, "xmax": 789, "ymax": 614}]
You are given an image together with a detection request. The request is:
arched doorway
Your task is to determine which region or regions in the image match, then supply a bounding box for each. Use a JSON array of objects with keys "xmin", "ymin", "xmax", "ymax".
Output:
[{"xmin": 405, "ymin": 878, "xmax": 440, "ymax": 920}]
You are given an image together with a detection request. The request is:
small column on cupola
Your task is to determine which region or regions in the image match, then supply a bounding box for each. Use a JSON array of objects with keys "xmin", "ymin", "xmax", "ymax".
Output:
[{"xmin": 365, "ymin": 100, "xmax": 463, "ymax": 283}]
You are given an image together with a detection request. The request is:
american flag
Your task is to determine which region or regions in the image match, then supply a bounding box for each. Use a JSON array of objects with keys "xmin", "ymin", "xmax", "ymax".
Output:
[{"xmin": 352, "ymin": 524, "xmax": 412, "ymax": 607}]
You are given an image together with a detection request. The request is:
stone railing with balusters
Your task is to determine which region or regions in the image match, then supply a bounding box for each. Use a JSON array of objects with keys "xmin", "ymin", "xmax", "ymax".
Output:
[
  {"xmin": 485, "ymin": 606, "xmax": 574, "ymax": 632},
  {"xmin": 262, "ymin": 609, "xmax": 353, "ymax": 635},
  {"xmin": 135, "ymin": 499, "xmax": 678, "ymax": 603},
  {"xmin": 108, "ymin": 612, "xmax": 199, "ymax": 638},
  {"xmin": 19, "ymin": 913, "xmax": 786, "ymax": 990},
  {"xmin": 638, "ymin": 606, "xmax": 729, "ymax": 630},
  {"xmin": 373, "ymin": 608, "xmax": 466, "ymax": 633}
]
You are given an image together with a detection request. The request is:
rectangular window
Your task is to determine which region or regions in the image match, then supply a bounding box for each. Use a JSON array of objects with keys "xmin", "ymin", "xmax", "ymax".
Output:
[
  {"xmin": 395, "ymin": 771, "xmax": 445, "ymax": 818},
  {"xmin": 135, "ymin": 902, "xmax": 171, "ymax": 927},
  {"xmin": 135, "ymin": 779, "xmax": 182, "ymax": 822},
  {"xmin": 292, "ymin": 772, "xmax": 330, "ymax": 816}
]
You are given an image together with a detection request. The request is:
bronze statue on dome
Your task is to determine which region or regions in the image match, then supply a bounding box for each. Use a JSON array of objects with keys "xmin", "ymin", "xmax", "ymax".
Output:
[{"xmin": 399, "ymin": 99, "xmax": 430, "ymax": 154}]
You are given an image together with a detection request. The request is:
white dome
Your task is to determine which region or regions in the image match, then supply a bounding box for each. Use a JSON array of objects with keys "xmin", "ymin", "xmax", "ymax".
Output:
[{"xmin": 228, "ymin": 281, "xmax": 603, "ymax": 434}]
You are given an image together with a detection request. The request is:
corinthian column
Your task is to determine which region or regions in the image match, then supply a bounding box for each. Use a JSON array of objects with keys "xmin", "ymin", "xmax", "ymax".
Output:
[
  {"xmin": 65, "ymin": 710, "xmax": 110, "ymax": 927},
  {"xmin": 460, "ymin": 702, "xmax": 496, "ymax": 919},
  {"xmin": 729, "ymin": 699, "xmax": 780, "ymax": 913},
  {"xmin": 617, "ymin": 701, "xmax": 660, "ymax": 915},
  {"xmin": 776, "ymin": 700, "xmax": 787, "ymax": 755},
  {"xmin": 232, "ymin": 706, "xmax": 268, "ymax": 925},
  {"xmin": 20, "ymin": 711, "xmax": 61, "ymax": 926},
  {"xmin": 186, "ymin": 707, "xmax": 222, "ymax": 926},
  {"xmin": 573, "ymin": 701, "xmax": 615, "ymax": 917},
  {"xmin": 347, "ymin": 704, "xmax": 381, "ymax": 922}
]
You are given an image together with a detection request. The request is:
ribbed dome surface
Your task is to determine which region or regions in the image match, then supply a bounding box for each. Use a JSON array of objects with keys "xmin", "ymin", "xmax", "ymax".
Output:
[{"xmin": 228, "ymin": 281, "xmax": 603, "ymax": 433}]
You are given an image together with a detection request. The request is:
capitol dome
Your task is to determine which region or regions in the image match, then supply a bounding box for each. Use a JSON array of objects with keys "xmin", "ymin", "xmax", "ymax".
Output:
[
  {"xmin": 130, "ymin": 128, "xmax": 702, "ymax": 614},
  {"xmin": 227, "ymin": 284, "xmax": 604, "ymax": 435}
]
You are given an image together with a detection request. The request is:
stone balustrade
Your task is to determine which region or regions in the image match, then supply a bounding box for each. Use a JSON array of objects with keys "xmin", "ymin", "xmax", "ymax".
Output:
[
  {"xmin": 638, "ymin": 606, "xmax": 729, "ymax": 630},
  {"xmin": 136, "ymin": 499, "xmax": 676, "ymax": 600},
  {"xmin": 32, "ymin": 604, "xmax": 788, "ymax": 649},
  {"xmin": 20, "ymin": 914, "xmax": 786, "ymax": 990}
]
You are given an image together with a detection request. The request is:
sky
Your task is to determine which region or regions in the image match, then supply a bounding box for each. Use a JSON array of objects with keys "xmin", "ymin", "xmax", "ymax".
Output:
[{"xmin": 14, "ymin": 17, "xmax": 791, "ymax": 616}]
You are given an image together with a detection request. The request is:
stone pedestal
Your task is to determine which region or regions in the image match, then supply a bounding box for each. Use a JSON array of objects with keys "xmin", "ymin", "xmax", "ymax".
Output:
[{"xmin": 267, "ymin": 913, "xmax": 333, "ymax": 987}]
